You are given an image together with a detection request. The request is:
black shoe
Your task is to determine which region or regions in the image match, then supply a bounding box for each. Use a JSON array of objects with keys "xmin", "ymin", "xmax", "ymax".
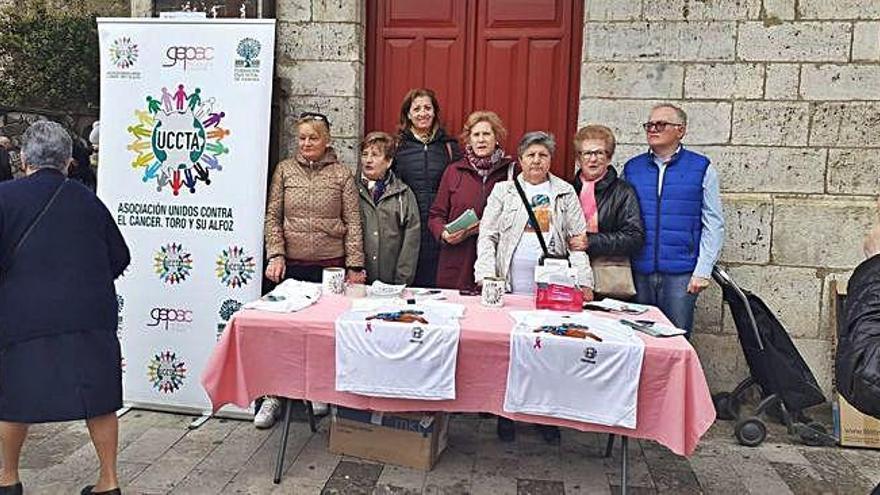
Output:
[
  {"xmin": 80, "ymin": 485, "xmax": 121, "ymax": 495},
  {"xmin": 496, "ymin": 417, "xmax": 515, "ymax": 442},
  {"xmin": 537, "ymin": 424, "xmax": 560, "ymax": 444},
  {"xmin": 0, "ymin": 482, "xmax": 22, "ymax": 495}
]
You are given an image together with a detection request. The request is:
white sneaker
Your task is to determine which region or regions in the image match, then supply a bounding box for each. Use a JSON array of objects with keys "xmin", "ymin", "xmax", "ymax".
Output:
[
  {"xmin": 254, "ymin": 396, "xmax": 282, "ymax": 428},
  {"xmin": 311, "ymin": 401, "xmax": 329, "ymax": 416}
]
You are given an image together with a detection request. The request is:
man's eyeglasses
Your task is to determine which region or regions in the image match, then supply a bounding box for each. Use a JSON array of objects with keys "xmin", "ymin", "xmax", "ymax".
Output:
[
  {"xmin": 642, "ymin": 121, "xmax": 683, "ymax": 132},
  {"xmin": 300, "ymin": 112, "xmax": 331, "ymax": 130},
  {"xmin": 577, "ymin": 149, "xmax": 608, "ymax": 159}
]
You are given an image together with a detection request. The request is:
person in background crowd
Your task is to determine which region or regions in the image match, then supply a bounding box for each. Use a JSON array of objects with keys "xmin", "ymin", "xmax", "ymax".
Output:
[
  {"xmin": 428, "ymin": 111, "xmax": 518, "ymax": 292},
  {"xmin": 622, "ymin": 104, "xmax": 724, "ymax": 337},
  {"xmin": 0, "ymin": 138, "xmax": 11, "ymax": 182},
  {"xmin": 356, "ymin": 131, "xmax": 420, "ymax": 285},
  {"xmin": 474, "ymin": 131, "xmax": 593, "ymax": 444},
  {"xmin": 69, "ymin": 137, "xmax": 97, "ymax": 191},
  {"xmin": 259, "ymin": 112, "xmax": 365, "ymax": 428},
  {"xmin": 393, "ymin": 88, "xmax": 462, "ymax": 287},
  {"xmin": 568, "ymin": 125, "xmax": 644, "ymax": 280},
  {"xmin": 0, "ymin": 121, "xmax": 130, "ymax": 495}
]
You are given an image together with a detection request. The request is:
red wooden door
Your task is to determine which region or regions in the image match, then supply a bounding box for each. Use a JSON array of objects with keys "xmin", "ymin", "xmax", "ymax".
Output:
[{"xmin": 366, "ymin": 0, "xmax": 582, "ymax": 178}]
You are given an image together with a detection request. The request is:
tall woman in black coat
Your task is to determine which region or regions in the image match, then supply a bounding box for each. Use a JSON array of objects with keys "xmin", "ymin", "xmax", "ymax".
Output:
[
  {"xmin": 570, "ymin": 125, "xmax": 645, "ymax": 280},
  {"xmin": 393, "ymin": 88, "xmax": 462, "ymax": 287},
  {"xmin": 0, "ymin": 122, "xmax": 130, "ymax": 495}
]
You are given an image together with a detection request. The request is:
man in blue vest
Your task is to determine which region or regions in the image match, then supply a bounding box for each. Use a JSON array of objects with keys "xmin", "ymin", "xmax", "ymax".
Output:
[{"xmin": 622, "ymin": 104, "xmax": 724, "ymax": 337}]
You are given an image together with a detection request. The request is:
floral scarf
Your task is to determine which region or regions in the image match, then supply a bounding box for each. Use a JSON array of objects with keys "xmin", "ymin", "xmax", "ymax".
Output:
[{"xmin": 465, "ymin": 145, "xmax": 505, "ymax": 177}]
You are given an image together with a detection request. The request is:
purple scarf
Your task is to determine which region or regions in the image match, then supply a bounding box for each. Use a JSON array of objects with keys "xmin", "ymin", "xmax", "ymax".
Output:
[{"xmin": 465, "ymin": 145, "xmax": 505, "ymax": 177}]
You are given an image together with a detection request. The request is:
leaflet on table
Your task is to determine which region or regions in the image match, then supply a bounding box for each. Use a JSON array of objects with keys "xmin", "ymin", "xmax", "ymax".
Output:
[
  {"xmin": 503, "ymin": 311, "xmax": 646, "ymax": 428},
  {"xmin": 584, "ymin": 298, "xmax": 650, "ymax": 314},
  {"xmin": 335, "ymin": 306, "xmax": 462, "ymax": 400},
  {"xmin": 444, "ymin": 208, "xmax": 479, "ymax": 233},
  {"xmin": 243, "ymin": 279, "xmax": 322, "ymax": 313}
]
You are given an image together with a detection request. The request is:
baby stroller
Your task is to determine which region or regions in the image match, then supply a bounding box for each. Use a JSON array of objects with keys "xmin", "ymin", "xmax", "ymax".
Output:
[{"xmin": 711, "ymin": 267, "xmax": 836, "ymax": 447}]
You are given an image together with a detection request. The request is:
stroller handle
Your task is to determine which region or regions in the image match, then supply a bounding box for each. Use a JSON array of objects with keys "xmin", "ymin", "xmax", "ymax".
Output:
[{"xmin": 712, "ymin": 266, "xmax": 765, "ymax": 352}]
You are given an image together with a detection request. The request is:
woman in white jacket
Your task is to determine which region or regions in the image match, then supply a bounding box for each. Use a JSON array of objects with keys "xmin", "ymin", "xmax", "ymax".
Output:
[{"xmin": 473, "ymin": 131, "xmax": 593, "ymax": 444}]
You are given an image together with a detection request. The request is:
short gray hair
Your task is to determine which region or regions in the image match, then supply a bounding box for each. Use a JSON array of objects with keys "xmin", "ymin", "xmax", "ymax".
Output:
[
  {"xmin": 21, "ymin": 121, "xmax": 72, "ymax": 171},
  {"xmin": 651, "ymin": 103, "xmax": 688, "ymax": 126},
  {"xmin": 517, "ymin": 131, "xmax": 556, "ymax": 158}
]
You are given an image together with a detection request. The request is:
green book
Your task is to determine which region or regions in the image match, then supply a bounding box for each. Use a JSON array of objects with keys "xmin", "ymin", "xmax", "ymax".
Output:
[{"xmin": 444, "ymin": 208, "xmax": 479, "ymax": 233}]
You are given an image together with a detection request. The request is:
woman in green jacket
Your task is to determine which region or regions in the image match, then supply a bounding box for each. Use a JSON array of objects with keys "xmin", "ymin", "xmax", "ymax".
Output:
[{"xmin": 356, "ymin": 132, "xmax": 421, "ymax": 285}]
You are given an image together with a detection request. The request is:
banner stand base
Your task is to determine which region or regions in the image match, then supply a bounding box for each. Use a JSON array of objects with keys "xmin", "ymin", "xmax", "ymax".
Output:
[
  {"xmin": 116, "ymin": 406, "xmax": 132, "ymax": 418},
  {"xmin": 188, "ymin": 414, "xmax": 212, "ymax": 430}
]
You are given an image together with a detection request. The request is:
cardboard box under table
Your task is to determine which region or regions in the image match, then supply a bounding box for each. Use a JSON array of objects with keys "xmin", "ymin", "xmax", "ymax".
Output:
[{"xmin": 329, "ymin": 406, "xmax": 450, "ymax": 470}]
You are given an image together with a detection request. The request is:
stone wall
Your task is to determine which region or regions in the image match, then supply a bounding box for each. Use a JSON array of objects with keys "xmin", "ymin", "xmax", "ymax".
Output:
[{"xmin": 579, "ymin": 0, "xmax": 880, "ymax": 394}]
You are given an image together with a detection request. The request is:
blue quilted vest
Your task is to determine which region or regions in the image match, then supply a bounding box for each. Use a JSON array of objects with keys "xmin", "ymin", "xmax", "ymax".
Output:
[{"xmin": 624, "ymin": 147, "xmax": 709, "ymax": 275}]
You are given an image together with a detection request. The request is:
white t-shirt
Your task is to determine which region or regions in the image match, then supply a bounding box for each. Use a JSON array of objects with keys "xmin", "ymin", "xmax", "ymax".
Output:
[
  {"xmin": 503, "ymin": 311, "xmax": 646, "ymax": 428},
  {"xmin": 335, "ymin": 304, "xmax": 462, "ymax": 400},
  {"xmin": 510, "ymin": 180, "xmax": 553, "ymax": 295}
]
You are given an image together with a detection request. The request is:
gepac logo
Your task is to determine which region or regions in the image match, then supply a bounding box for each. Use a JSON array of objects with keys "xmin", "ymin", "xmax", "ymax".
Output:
[
  {"xmin": 127, "ymin": 84, "xmax": 229, "ymax": 195},
  {"xmin": 147, "ymin": 351, "xmax": 187, "ymax": 393},
  {"xmin": 153, "ymin": 243, "xmax": 193, "ymax": 284},
  {"xmin": 235, "ymin": 38, "xmax": 261, "ymax": 68},
  {"xmin": 147, "ymin": 307, "xmax": 193, "ymax": 330},
  {"xmin": 216, "ymin": 246, "xmax": 256, "ymax": 288},
  {"xmin": 163, "ymin": 45, "xmax": 214, "ymax": 70},
  {"xmin": 110, "ymin": 37, "xmax": 139, "ymax": 69},
  {"xmin": 217, "ymin": 298, "xmax": 243, "ymax": 340}
]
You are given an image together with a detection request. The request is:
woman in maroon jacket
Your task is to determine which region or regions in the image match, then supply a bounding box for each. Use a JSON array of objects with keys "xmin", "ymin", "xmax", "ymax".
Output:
[{"xmin": 428, "ymin": 111, "xmax": 518, "ymax": 291}]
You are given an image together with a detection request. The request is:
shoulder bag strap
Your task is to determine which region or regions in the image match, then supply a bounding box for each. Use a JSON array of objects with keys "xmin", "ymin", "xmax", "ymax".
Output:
[
  {"xmin": 512, "ymin": 177, "xmax": 550, "ymax": 258},
  {"xmin": 0, "ymin": 178, "xmax": 68, "ymax": 273}
]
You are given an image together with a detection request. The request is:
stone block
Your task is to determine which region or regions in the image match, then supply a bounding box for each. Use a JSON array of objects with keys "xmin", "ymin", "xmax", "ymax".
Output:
[
  {"xmin": 579, "ymin": 99, "xmax": 731, "ymax": 145},
  {"xmin": 644, "ymin": 0, "xmax": 761, "ymax": 20},
  {"xmin": 718, "ymin": 194, "xmax": 773, "ymax": 264},
  {"xmin": 690, "ymin": 333, "xmax": 749, "ymax": 393},
  {"xmin": 584, "ymin": 0, "xmax": 641, "ymax": 21},
  {"xmin": 771, "ymin": 197, "xmax": 877, "ymax": 269},
  {"xmin": 277, "ymin": 22, "xmax": 360, "ymax": 62},
  {"xmin": 737, "ymin": 22, "xmax": 850, "ymax": 62},
  {"xmin": 611, "ymin": 144, "xmax": 646, "ymax": 165},
  {"xmin": 731, "ymin": 101, "xmax": 809, "ymax": 146},
  {"xmin": 799, "ymin": 0, "xmax": 880, "ymax": 19},
  {"xmin": 584, "ymin": 22, "xmax": 736, "ymax": 62},
  {"xmin": 694, "ymin": 276, "xmax": 724, "ymax": 334},
  {"xmin": 723, "ymin": 265, "xmax": 821, "ymax": 338},
  {"xmin": 689, "ymin": 146, "xmax": 825, "ymax": 194},
  {"xmin": 811, "ymin": 102, "xmax": 880, "ymax": 147},
  {"xmin": 283, "ymin": 96, "xmax": 362, "ymax": 138},
  {"xmin": 819, "ymin": 270, "xmax": 854, "ymax": 342},
  {"xmin": 827, "ymin": 149, "xmax": 880, "ymax": 195},
  {"xmin": 764, "ymin": 63, "xmax": 800, "ymax": 100},
  {"xmin": 313, "ymin": 0, "xmax": 362, "ymax": 23},
  {"xmin": 684, "ymin": 63, "xmax": 764, "ymax": 99},
  {"xmin": 762, "ymin": 0, "xmax": 796, "ymax": 20},
  {"xmin": 580, "ymin": 62, "xmax": 684, "ymax": 98},
  {"xmin": 130, "ymin": 0, "xmax": 150, "ymax": 16},
  {"xmin": 853, "ymin": 22, "xmax": 880, "ymax": 62},
  {"xmin": 278, "ymin": 61, "xmax": 359, "ymax": 97},
  {"xmin": 277, "ymin": 0, "xmax": 311, "ymax": 21},
  {"xmin": 801, "ymin": 65, "xmax": 880, "ymax": 101},
  {"xmin": 791, "ymin": 338, "xmax": 833, "ymax": 397}
]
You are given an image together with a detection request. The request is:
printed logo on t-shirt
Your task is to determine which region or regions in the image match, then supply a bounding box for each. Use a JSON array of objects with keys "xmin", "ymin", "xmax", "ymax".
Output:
[
  {"xmin": 525, "ymin": 194, "xmax": 551, "ymax": 233},
  {"xmin": 409, "ymin": 326, "xmax": 425, "ymax": 344},
  {"xmin": 580, "ymin": 346, "xmax": 598, "ymax": 365}
]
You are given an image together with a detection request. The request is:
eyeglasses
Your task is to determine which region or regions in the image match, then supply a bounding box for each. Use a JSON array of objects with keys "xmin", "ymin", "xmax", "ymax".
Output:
[
  {"xmin": 642, "ymin": 121, "xmax": 683, "ymax": 132},
  {"xmin": 577, "ymin": 149, "xmax": 608, "ymax": 159},
  {"xmin": 299, "ymin": 112, "xmax": 331, "ymax": 130}
]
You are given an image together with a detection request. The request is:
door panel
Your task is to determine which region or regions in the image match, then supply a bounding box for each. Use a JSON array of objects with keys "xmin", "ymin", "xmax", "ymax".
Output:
[{"xmin": 367, "ymin": 0, "xmax": 582, "ymax": 178}]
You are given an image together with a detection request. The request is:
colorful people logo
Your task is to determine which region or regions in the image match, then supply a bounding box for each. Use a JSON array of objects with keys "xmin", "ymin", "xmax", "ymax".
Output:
[
  {"xmin": 217, "ymin": 298, "xmax": 243, "ymax": 340},
  {"xmin": 147, "ymin": 351, "xmax": 187, "ymax": 393},
  {"xmin": 216, "ymin": 246, "xmax": 256, "ymax": 288},
  {"xmin": 127, "ymin": 84, "xmax": 230, "ymax": 195},
  {"xmin": 110, "ymin": 37, "xmax": 139, "ymax": 69},
  {"xmin": 153, "ymin": 243, "xmax": 193, "ymax": 284}
]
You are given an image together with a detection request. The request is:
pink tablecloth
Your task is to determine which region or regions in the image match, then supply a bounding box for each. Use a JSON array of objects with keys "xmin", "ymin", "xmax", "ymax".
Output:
[{"xmin": 201, "ymin": 293, "xmax": 716, "ymax": 456}]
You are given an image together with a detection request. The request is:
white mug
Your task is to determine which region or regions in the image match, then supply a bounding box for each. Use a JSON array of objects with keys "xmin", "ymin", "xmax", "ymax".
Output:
[
  {"xmin": 481, "ymin": 277, "xmax": 505, "ymax": 308},
  {"xmin": 322, "ymin": 267, "xmax": 346, "ymax": 295}
]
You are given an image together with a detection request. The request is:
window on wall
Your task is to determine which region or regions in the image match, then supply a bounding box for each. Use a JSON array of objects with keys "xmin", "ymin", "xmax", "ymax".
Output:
[{"xmin": 152, "ymin": 0, "xmax": 272, "ymax": 18}]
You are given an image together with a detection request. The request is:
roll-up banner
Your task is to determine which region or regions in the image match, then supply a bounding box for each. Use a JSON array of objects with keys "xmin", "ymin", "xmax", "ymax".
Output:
[{"xmin": 97, "ymin": 18, "xmax": 275, "ymax": 416}]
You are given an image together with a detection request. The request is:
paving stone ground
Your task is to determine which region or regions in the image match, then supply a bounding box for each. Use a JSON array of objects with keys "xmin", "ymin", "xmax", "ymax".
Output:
[{"xmin": 12, "ymin": 405, "xmax": 880, "ymax": 494}]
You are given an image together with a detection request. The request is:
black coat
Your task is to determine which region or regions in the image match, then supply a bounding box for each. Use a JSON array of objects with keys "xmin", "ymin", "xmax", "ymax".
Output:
[
  {"xmin": 393, "ymin": 127, "xmax": 462, "ymax": 287},
  {"xmin": 836, "ymin": 254, "xmax": 880, "ymax": 418},
  {"xmin": 0, "ymin": 168, "xmax": 130, "ymax": 347},
  {"xmin": 0, "ymin": 148, "xmax": 12, "ymax": 182},
  {"xmin": 573, "ymin": 166, "xmax": 645, "ymax": 257}
]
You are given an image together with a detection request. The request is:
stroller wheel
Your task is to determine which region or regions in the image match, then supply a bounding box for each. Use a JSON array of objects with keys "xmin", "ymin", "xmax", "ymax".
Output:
[
  {"xmin": 735, "ymin": 417, "xmax": 767, "ymax": 447},
  {"xmin": 712, "ymin": 392, "xmax": 740, "ymax": 420}
]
